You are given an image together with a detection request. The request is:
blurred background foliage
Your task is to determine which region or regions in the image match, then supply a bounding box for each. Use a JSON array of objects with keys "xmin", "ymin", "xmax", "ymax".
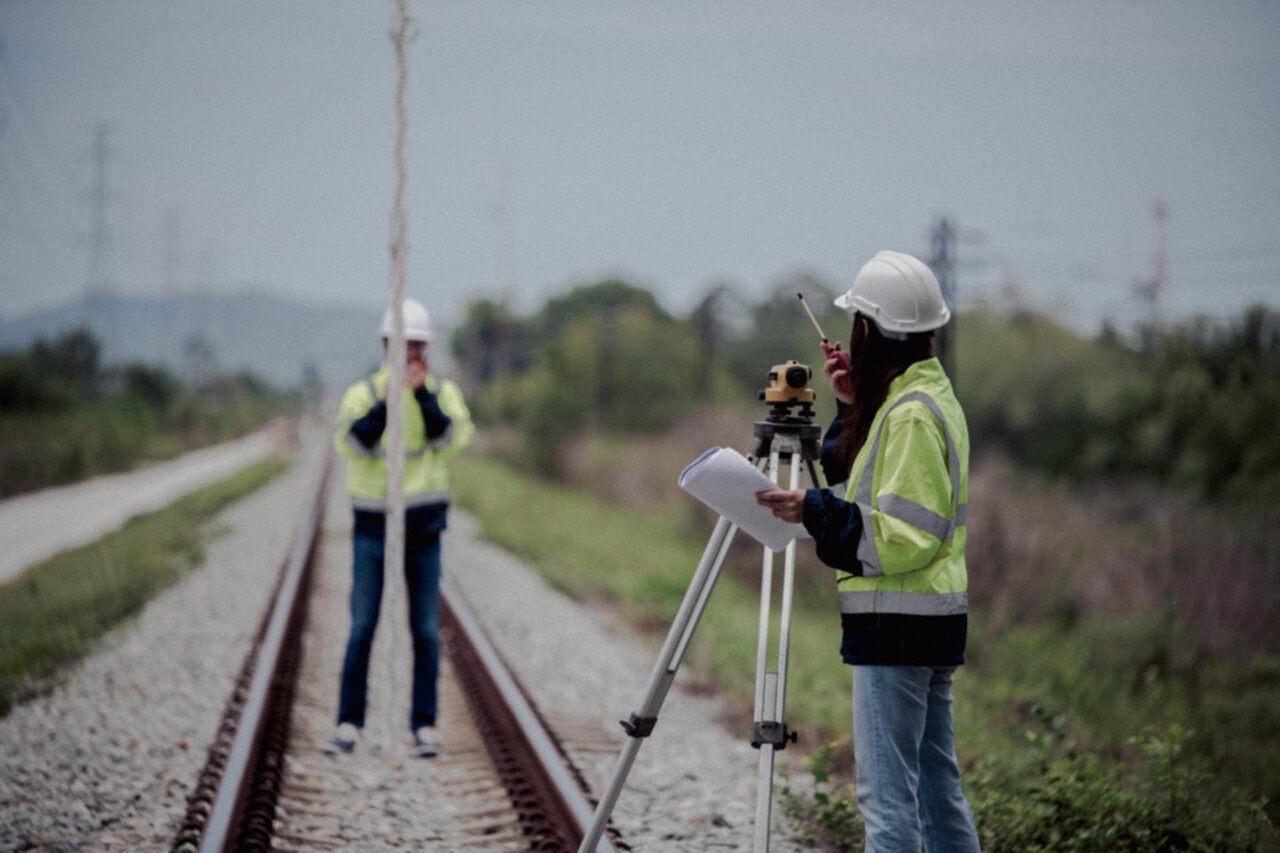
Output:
[
  {"xmin": 0, "ymin": 328, "xmax": 296, "ymax": 498},
  {"xmin": 454, "ymin": 276, "xmax": 1280, "ymax": 512}
]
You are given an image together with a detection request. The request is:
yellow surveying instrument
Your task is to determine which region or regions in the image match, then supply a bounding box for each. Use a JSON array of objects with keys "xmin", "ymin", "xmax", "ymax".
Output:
[
  {"xmin": 580, "ymin": 362, "xmax": 824, "ymax": 853},
  {"xmin": 760, "ymin": 360, "xmax": 816, "ymax": 409}
]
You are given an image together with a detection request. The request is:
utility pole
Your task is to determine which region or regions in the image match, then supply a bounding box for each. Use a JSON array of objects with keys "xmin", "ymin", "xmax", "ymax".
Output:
[
  {"xmin": 384, "ymin": 0, "xmax": 411, "ymax": 658},
  {"xmin": 929, "ymin": 216, "xmax": 957, "ymax": 382}
]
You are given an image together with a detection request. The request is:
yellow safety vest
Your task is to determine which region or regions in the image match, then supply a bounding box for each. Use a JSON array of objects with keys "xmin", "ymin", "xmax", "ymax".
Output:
[
  {"xmin": 334, "ymin": 363, "xmax": 474, "ymax": 512},
  {"xmin": 837, "ymin": 357, "xmax": 968, "ymax": 661}
]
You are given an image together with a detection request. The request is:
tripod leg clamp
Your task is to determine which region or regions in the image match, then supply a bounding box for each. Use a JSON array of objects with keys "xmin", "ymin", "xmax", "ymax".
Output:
[
  {"xmin": 620, "ymin": 713, "xmax": 658, "ymax": 738},
  {"xmin": 751, "ymin": 721, "xmax": 798, "ymax": 750}
]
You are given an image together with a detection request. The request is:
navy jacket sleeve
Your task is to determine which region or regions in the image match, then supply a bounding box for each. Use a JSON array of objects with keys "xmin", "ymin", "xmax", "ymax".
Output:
[
  {"xmin": 802, "ymin": 487, "xmax": 864, "ymax": 574},
  {"xmin": 819, "ymin": 401, "xmax": 850, "ymax": 487},
  {"xmin": 414, "ymin": 386, "xmax": 452, "ymax": 440},
  {"xmin": 349, "ymin": 401, "xmax": 387, "ymax": 449}
]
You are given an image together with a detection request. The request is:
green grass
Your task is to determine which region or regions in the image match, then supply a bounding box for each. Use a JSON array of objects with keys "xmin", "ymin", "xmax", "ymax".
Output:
[
  {"xmin": 0, "ymin": 392, "xmax": 296, "ymax": 499},
  {"xmin": 452, "ymin": 452, "xmax": 1279, "ymax": 849},
  {"xmin": 958, "ymin": 616, "xmax": 1280, "ymax": 821},
  {"xmin": 0, "ymin": 456, "xmax": 291, "ymax": 716}
]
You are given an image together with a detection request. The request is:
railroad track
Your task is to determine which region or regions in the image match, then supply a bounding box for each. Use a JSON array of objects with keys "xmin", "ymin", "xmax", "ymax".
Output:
[{"xmin": 170, "ymin": 456, "xmax": 623, "ymax": 852}]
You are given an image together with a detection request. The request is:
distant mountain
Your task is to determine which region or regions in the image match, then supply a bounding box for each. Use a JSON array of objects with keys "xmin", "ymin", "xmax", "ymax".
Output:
[{"xmin": 0, "ymin": 290, "xmax": 426, "ymax": 389}]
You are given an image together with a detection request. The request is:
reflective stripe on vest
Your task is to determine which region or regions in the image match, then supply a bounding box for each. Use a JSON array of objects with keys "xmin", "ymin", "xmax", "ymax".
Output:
[
  {"xmin": 852, "ymin": 390, "xmax": 967, "ymax": 578},
  {"xmin": 351, "ymin": 490, "xmax": 450, "ymax": 513},
  {"xmin": 839, "ymin": 589, "xmax": 967, "ymax": 616}
]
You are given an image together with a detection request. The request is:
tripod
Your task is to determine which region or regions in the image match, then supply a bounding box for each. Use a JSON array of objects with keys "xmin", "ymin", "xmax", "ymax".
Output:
[{"xmin": 579, "ymin": 400, "xmax": 824, "ymax": 853}]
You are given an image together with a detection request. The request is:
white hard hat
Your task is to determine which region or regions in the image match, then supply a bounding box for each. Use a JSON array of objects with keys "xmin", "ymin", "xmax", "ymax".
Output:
[
  {"xmin": 379, "ymin": 298, "xmax": 434, "ymax": 343},
  {"xmin": 834, "ymin": 250, "xmax": 950, "ymax": 339}
]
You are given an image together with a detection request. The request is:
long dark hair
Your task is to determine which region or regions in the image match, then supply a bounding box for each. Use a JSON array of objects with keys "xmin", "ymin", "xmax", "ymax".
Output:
[{"xmin": 834, "ymin": 315, "xmax": 935, "ymax": 468}]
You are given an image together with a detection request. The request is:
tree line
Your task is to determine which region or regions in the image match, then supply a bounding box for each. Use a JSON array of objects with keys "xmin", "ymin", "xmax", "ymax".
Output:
[
  {"xmin": 450, "ymin": 277, "xmax": 1280, "ymax": 508},
  {"xmin": 0, "ymin": 329, "xmax": 293, "ymax": 498}
]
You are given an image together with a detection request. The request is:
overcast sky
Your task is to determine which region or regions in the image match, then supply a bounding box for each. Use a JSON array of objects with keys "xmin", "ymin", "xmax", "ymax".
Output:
[{"xmin": 2, "ymin": 1, "xmax": 1278, "ymax": 332}]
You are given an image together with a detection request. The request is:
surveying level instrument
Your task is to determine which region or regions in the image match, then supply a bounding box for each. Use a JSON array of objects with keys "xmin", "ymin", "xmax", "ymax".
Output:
[
  {"xmin": 760, "ymin": 359, "xmax": 816, "ymax": 410},
  {"xmin": 579, "ymin": 362, "xmax": 825, "ymax": 853}
]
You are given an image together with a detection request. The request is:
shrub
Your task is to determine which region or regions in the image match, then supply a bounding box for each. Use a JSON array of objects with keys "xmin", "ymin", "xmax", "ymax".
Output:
[
  {"xmin": 781, "ymin": 743, "xmax": 864, "ymax": 852},
  {"xmin": 782, "ymin": 715, "xmax": 1274, "ymax": 852},
  {"xmin": 971, "ymin": 719, "xmax": 1273, "ymax": 852}
]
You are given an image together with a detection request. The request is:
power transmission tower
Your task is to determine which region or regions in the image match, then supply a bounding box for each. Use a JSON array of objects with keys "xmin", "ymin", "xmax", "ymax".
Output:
[
  {"xmin": 1132, "ymin": 200, "xmax": 1169, "ymax": 331},
  {"xmin": 162, "ymin": 206, "xmax": 189, "ymax": 360},
  {"xmin": 1150, "ymin": 200, "xmax": 1169, "ymax": 328},
  {"xmin": 929, "ymin": 216, "xmax": 957, "ymax": 382},
  {"xmin": 163, "ymin": 206, "xmax": 182, "ymax": 295},
  {"xmin": 87, "ymin": 122, "xmax": 113, "ymax": 297},
  {"xmin": 85, "ymin": 121, "xmax": 118, "ymax": 360}
]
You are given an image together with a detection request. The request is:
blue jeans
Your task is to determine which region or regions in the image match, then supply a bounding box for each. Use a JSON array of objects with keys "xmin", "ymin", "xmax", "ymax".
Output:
[
  {"xmin": 853, "ymin": 666, "xmax": 980, "ymax": 853},
  {"xmin": 337, "ymin": 530, "xmax": 441, "ymax": 730}
]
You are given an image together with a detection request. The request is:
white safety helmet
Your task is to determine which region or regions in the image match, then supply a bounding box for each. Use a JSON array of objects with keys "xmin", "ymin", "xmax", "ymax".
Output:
[
  {"xmin": 834, "ymin": 250, "xmax": 950, "ymax": 339},
  {"xmin": 379, "ymin": 298, "xmax": 434, "ymax": 343}
]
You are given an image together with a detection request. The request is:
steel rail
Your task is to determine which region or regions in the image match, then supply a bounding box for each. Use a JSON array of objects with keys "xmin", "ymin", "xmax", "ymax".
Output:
[
  {"xmin": 173, "ymin": 455, "xmax": 331, "ymax": 853},
  {"xmin": 441, "ymin": 574, "xmax": 621, "ymax": 852}
]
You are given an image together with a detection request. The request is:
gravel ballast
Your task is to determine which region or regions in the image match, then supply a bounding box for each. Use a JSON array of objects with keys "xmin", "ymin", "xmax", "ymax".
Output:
[
  {"xmin": 0, "ymin": 432, "xmax": 325, "ymax": 852},
  {"xmin": 1, "ymin": 437, "xmax": 808, "ymax": 851}
]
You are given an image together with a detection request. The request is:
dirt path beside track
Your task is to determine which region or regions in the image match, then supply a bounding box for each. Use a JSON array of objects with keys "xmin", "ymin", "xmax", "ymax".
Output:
[{"xmin": 0, "ymin": 423, "xmax": 289, "ymax": 584}]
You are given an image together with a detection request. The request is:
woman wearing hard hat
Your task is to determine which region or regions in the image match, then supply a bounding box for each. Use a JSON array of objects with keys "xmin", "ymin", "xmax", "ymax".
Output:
[{"xmin": 757, "ymin": 251, "xmax": 980, "ymax": 852}]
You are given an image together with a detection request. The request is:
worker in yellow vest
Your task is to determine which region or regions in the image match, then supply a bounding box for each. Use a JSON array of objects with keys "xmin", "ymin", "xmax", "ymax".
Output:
[
  {"xmin": 757, "ymin": 251, "xmax": 980, "ymax": 851},
  {"xmin": 325, "ymin": 298, "xmax": 473, "ymax": 759}
]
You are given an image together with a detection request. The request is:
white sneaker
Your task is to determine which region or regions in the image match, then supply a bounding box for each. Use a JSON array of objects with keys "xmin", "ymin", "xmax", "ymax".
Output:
[
  {"xmin": 323, "ymin": 722, "xmax": 360, "ymax": 755},
  {"xmin": 413, "ymin": 726, "xmax": 439, "ymax": 758}
]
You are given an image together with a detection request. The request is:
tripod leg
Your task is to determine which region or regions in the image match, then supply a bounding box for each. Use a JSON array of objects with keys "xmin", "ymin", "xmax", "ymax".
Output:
[
  {"xmin": 806, "ymin": 457, "xmax": 825, "ymax": 491},
  {"xmin": 751, "ymin": 455, "xmax": 802, "ymax": 853},
  {"xmin": 754, "ymin": 673, "xmax": 779, "ymax": 851},
  {"xmin": 578, "ymin": 514, "xmax": 741, "ymax": 852},
  {"xmin": 774, "ymin": 459, "xmax": 802, "ymax": 725},
  {"xmin": 752, "ymin": 449, "xmax": 781, "ymax": 721}
]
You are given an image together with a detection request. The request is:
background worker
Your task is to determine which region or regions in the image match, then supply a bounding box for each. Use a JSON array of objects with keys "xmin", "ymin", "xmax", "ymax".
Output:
[
  {"xmin": 757, "ymin": 251, "xmax": 980, "ymax": 852},
  {"xmin": 326, "ymin": 297, "xmax": 474, "ymax": 758}
]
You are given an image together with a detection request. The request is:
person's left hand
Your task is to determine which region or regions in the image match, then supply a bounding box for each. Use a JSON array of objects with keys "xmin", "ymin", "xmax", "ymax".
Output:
[{"xmin": 756, "ymin": 489, "xmax": 806, "ymax": 524}]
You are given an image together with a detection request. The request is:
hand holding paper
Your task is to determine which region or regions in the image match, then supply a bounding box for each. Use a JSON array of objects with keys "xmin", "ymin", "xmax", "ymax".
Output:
[
  {"xmin": 678, "ymin": 447, "xmax": 809, "ymax": 552},
  {"xmin": 755, "ymin": 489, "xmax": 806, "ymax": 524}
]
